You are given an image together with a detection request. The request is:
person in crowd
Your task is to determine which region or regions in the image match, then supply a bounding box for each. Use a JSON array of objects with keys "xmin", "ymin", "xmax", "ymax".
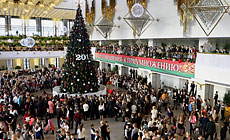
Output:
[
  {"xmin": 189, "ymin": 112, "xmax": 196, "ymax": 135},
  {"xmin": 98, "ymin": 102, "xmax": 105, "ymax": 120},
  {"xmin": 91, "ymin": 124, "xmax": 96, "ymax": 140},
  {"xmin": 205, "ymin": 117, "xmax": 216, "ymax": 140},
  {"xmin": 214, "ymin": 91, "xmax": 218, "ymax": 105},
  {"xmin": 131, "ymin": 123, "xmax": 138, "ymax": 140},
  {"xmin": 94, "ymin": 131, "xmax": 100, "ymax": 140},
  {"xmin": 44, "ymin": 119, "xmax": 55, "ymax": 134},
  {"xmin": 83, "ymin": 102, "xmax": 89, "ymax": 121},
  {"xmin": 77, "ymin": 123, "xmax": 85, "ymax": 140},
  {"xmin": 74, "ymin": 109, "xmax": 83, "ymax": 134},
  {"xmin": 105, "ymin": 121, "xmax": 110, "ymax": 140}
]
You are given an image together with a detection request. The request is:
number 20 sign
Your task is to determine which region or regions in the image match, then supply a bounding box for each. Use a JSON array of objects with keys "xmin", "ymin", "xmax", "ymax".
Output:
[{"xmin": 76, "ymin": 54, "xmax": 93, "ymax": 60}]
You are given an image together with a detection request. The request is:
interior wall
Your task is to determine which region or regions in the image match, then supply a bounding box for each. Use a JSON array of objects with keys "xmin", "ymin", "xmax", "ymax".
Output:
[
  {"xmin": 214, "ymin": 85, "xmax": 230, "ymax": 102},
  {"xmin": 13, "ymin": 59, "xmax": 23, "ymax": 69},
  {"xmin": 66, "ymin": 0, "xmax": 230, "ymax": 40},
  {"xmin": 0, "ymin": 60, "xmax": 6, "ymax": 70}
]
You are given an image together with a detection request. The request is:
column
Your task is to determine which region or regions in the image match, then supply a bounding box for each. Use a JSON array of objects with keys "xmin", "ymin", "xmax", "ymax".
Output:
[
  {"xmin": 99, "ymin": 40, "xmax": 102, "ymax": 46},
  {"xmin": 5, "ymin": 16, "xmax": 11, "ymax": 35},
  {"xmin": 26, "ymin": 58, "xmax": 30, "ymax": 69},
  {"xmin": 118, "ymin": 40, "xmax": 122, "ymax": 46},
  {"xmin": 121, "ymin": 66, "xmax": 128, "ymax": 76},
  {"xmin": 118, "ymin": 65, "xmax": 122, "ymax": 75},
  {"xmin": 110, "ymin": 63, "xmax": 115, "ymax": 72},
  {"xmin": 23, "ymin": 58, "xmax": 30, "ymax": 69},
  {"xmin": 204, "ymin": 84, "xmax": 214, "ymax": 105},
  {"xmin": 99, "ymin": 61, "xmax": 103, "ymax": 70},
  {"xmin": 36, "ymin": 18, "xmax": 42, "ymax": 36},
  {"xmin": 39, "ymin": 58, "xmax": 43, "ymax": 68},
  {"xmin": 6, "ymin": 59, "xmax": 13, "ymax": 70},
  {"xmin": 56, "ymin": 57, "xmax": 60, "ymax": 68},
  {"xmin": 23, "ymin": 58, "xmax": 27, "ymax": 69},
  {"xmin": 150, "ymin": 73, "xmax": 161, "ymax": 89},
  {"xmin": 42, "ymin": 58, "xmax": 45, "ymax": 67},
  {"xmin": 148, "ymin": 39, "xmax": 154, "ymax": 47},
  {"xmin": 44, "ymin": 58, "xmax": 49, "ymax": 68}
]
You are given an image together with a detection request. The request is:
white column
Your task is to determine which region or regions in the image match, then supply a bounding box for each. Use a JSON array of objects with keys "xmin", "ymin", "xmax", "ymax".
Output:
[
  {"xmin": 26, "ymin": 58, "xmax": 30, "ymax": 69},
  {"xmin": 6, "ymin": 59, "xmax": 13, "ymax": 70},
  {"xmin": 118, "ymin": 40, "xmax": 122, "ymax": 46},
  {"xmin": 110, "ymin": 63, "xmax": 115, "ymax": 71},
  {"xmin": 23, "ymin": 58, "xmax": 27, "ymax": 69},
  {"xmin": 99, "ymin": 40, "xmax": 102, "ymax": 46},
  {"xmin": 151, "ymin": 73, "xmax": 161, "ymax": 89},
  {"xmin": 42, "ymin": 58, "xmax": 45, "ymax": 67},
  {"xmin": 44, "ymin": 58, "xmax": 49, "ymax": 68},
  {"xmin": 148, "ymin": 39, "xmax": 154, "ymax": 47},
  {"xmin": 56, "ymin": 57, "xmax": 60, "ymax": 68},
  {"xmin": 118, "ymin": 65, "xmax": 122, "ymax": 75},
  {"xmin": 39, "ymin": 58, "xmax": 42, "ymax": 68},
  {"xmin": 99, "ymin": 61, "xmax": 103, "ymax": 71},
  {"xmin": 54, "ymin": 58, "xmax": 57, "ymax": 68}
]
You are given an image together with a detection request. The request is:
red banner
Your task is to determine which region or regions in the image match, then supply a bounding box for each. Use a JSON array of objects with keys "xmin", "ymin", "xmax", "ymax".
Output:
[{"xmin": 96, "ymin": 53, "xmax": 195, "ymax": 75}]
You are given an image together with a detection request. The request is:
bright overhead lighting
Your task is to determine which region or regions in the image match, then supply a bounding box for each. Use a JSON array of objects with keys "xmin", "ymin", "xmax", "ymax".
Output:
[
  {"xmin": 40, "ymin": 4, "xmax": 44, "ymax": 7},
  {"xmin": 44, "ymin": 11, "xmax": 48, "ymax": 14}
]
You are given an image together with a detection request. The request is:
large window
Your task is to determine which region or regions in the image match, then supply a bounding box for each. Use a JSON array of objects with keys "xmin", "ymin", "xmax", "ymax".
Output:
[
  {"xmin": 42, "ymin": 20, "xmax": 55, "ymax": 37},
  {"xmin": 26, "ymin": 19, "xmax": 36, "ymax": 36},
  {"xmin": 11, "ymin": 18, "xmax": 25, "ymax": 36},
  {"xmin": 55, "ymin": 21, "xmax": 65, "ymax": 36},
  {"xmin": 0, "ymin": 17, "xmax": 5, "ymax": 35}
]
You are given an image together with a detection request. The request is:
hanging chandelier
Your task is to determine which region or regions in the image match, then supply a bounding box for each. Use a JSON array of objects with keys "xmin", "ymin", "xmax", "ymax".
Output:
[
  {"xmin": 0, "ymin": 0, "xmax": 64, "ymax": 18},
  {"xmin": 95, "ymin": 0, "xmax": 119, "ymax": 39},
  {"xmin": 122, "ymin": 0, "xmax": 156, "ymax": 37},
  {"xmin": 176, "ymin": 0, "xmax": 230, "ymax": 36}
]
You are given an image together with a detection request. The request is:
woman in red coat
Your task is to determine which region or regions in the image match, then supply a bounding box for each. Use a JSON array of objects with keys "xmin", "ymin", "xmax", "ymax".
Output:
[{"xmin": 23, "ymin": 111, "xmax": 33, "ymax": 125}]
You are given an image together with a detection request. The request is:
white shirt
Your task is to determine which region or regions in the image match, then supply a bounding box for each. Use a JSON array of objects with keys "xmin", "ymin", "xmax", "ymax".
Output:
[
  {"xmin": 83, "ymin": 103, "xmax": 89, "ymax": 112},
  {"xmin": 77, "ymin": 128, "xmax": 85, "ymax": 139},
  {"xmin": 63, "ymin": 124, "xmax": 69, "ymax": 132},
  {"xmin": 98, "ymin": 104, "xmax": 104, "ymax": 111},
  {"xmin": 151, "ymin": 109, "xmax": 158, "ymax": 120},
  {"xmin": 13, "ymin": 96, "xmax": 18, "ymax": 104},
  {"xmin": 131, "ymin": 105, "xmax": 137, "ymax": 114}
]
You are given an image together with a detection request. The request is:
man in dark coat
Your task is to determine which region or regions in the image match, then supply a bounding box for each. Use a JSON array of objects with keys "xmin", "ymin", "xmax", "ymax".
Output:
[{"xmin": 205, "ymin": 117, "xmax": 216, "ymax": 140}]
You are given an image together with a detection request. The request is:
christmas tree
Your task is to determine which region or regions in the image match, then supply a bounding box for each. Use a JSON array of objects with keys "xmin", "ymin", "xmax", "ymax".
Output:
[{"xmin": 60, "ymin": 6, "xmax": 99, "ymax": 94}]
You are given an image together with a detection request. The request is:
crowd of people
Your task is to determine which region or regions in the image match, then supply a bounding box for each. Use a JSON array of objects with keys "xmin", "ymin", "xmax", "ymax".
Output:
[
  {"xmin": 101, "ymin": 71, "xmax": 229, "ymax": 140},
  {"xmin": 0, "ymin": 67, "xmax": 229, "ymax": 140},
  {"xmin": 95, "ymin": 44, "xmax": 230, "ymax": 63}
]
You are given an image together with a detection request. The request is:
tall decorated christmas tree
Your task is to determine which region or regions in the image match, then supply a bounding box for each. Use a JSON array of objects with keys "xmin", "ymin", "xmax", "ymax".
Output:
[{"xmin": 60, "ymin": 6, "xmax": 99, "ymax": 94}]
